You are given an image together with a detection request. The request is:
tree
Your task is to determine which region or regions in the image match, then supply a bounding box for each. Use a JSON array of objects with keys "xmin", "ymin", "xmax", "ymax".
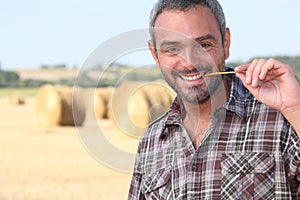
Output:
[{"xmin": 0, "ymin": 70, "xmax": 20, "ymax": 87}]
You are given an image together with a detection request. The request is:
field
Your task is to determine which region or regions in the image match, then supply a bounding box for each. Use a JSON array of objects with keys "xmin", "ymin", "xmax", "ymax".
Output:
[
  {"xmin": 15, "ymin": 69, "xmax": 79, "ymax": 81},
  {"xmin": 0, "ymin": 88, "xmax": 39, "ymax": 97},
  {"xmin": 0, "ymin": 96, "xmax": 140, "ymax": 199}
]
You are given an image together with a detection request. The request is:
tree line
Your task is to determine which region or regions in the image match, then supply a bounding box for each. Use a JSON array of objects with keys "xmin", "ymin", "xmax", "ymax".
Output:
[
  {"xmin": 0, "ymin": 55, "xmax": 299, "ymax": 88},
  {"xmin": 227, "ymin": 56, "xmax": 300, "ymax": 75}
]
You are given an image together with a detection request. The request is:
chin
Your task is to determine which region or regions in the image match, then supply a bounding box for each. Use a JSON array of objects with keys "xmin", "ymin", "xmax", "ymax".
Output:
[{"xmin": 179, "ymin": 88, "xmax": 211, "ymax": 104}]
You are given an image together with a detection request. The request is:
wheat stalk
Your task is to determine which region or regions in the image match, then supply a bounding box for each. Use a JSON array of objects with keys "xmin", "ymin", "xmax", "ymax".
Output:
[
  {"xmin": 204, "ymin": 71, "xmax": 236, "ymax": 77},
  {"xmin": 204, "ymin": 71, "xmax": 247, "ymax": 77}
]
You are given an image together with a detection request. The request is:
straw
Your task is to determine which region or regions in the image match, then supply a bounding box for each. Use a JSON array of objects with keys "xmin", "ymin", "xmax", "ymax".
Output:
[
  {"xmin": 204, "ymin": 70, "xmax": 248, "ymax": 77},
  {"xmin": 204, "ymin": 71, "xmax": 237, "ymax": 77}
]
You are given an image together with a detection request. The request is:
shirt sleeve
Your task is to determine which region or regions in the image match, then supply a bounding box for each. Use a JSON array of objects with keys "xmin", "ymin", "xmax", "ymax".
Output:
[
  {"xmin": 282, "ymin": 125, "xmax": 300, "ymax": 196},
  {"xmin": 128, "ymin": 144, "xmax": 145, "ymax": 200}
]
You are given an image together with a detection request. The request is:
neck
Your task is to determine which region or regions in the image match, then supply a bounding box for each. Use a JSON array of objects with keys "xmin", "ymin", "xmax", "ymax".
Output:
[
  {"xmin": 183, "ymin": 77, "xmax": 231, "ymax": 120},
  {"xmin": 182, "ymin": 77, "xmax": 231, "ymax": 147}
]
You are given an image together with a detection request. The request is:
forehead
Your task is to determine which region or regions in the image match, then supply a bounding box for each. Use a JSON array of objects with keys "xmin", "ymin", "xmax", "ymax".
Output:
[{"xmin": 154, "ymin": 5, "xmax": 220, "ymax": 42}]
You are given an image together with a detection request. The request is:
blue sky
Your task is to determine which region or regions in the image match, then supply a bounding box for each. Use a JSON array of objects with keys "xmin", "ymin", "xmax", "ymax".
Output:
[{"xmin": 0, "ymin": 0, "xmax": 299, "ymax": 69}]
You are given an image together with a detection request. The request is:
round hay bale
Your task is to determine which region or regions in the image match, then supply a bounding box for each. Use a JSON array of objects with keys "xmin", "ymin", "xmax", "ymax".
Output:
[
  {"xmin": 36, "ymin": 84, "xmax": 86, "ymax": 127},
  {"xmin": 110, "ymin": 81, "xmax": 175, "ymax": 137},
  {"xmin": 94, "ymin": 87, "xmax": 114, "ymax": 119},
  {"xmin": 72, "ymin": 86, "xmax": 87, "ymax": 126},
  {"xmin": 10, "ymin": 94, "xmax": 25, "ymax": 105},
  {"xmin": 94, "ymin": 90, "xmax": 107, "ymax": 119},
  {"xmin": 129, "ymin": 83, "xmax": 175, "ymax": 126},
  {"xmin": 128, "ymin": 86, "xmax": 150, "ymax": 128}
]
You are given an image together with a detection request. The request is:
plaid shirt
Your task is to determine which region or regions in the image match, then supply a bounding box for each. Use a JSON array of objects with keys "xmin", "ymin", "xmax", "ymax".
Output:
[{"xmin": 128, "ymin": 75, "xmax": 300, "ymax": 199}]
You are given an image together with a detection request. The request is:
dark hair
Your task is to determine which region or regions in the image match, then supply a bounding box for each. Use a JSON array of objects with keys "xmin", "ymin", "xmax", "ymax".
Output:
[{"xmin": 149, "ymin": 0, "xmax": 226, "ymax": 48}]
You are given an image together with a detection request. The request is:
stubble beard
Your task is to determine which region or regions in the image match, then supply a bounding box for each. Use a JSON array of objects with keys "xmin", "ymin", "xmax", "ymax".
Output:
[{"xmin": 162, "ymin": 67, "xmax": 224, "ymax": 105}]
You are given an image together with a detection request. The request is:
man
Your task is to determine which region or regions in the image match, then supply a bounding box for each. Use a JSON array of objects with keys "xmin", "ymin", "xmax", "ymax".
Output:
[{"xmin": 128, "ymin": 0, "xmax": 300, "ymax": 199}]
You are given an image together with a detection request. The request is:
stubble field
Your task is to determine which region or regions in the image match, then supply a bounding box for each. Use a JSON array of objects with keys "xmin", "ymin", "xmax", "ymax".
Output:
[{"xmin": 0, "ymin": 96, "xmax": 139, "ymax": 199}]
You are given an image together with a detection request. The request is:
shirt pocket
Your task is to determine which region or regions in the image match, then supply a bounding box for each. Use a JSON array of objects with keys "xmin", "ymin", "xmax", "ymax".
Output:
[
  {"xmin": 221, "ymin": 152, "xmax": 275, "ymax": 200},
  {"xmin": 142, "ymin": 165, "xmax": 172, "ymax": 199}
]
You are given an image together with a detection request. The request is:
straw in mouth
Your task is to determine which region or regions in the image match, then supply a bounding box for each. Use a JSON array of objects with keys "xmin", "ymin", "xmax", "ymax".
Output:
[{"xmin": 203, "ymin": 71, "xmax": 237, "ymax": 77}]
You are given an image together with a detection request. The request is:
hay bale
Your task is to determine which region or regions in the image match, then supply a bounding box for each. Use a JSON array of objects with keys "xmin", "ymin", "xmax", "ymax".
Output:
[
  {"xmin": 94, "ymin": 91, "xmax": 106, "ymax": 120},
  {"xmin": 110, "ymin": 81, "xmax": 175, "ymax": 137},
  {"xmin": 94, "ymin": 87, "xmax": 114, "ymax": 119},
  {"xmin": 10, "ymin": 94, "xmax": 25, "ymax": 105},
  {"xmin": 36, "ymin": 84, "xmax": 86, "ymax": 127}
]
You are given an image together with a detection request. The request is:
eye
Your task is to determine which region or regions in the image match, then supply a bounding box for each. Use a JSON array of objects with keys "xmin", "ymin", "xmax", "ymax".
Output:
[
  {"xmin": 163, "ymin": 47, "xmax": 182, "ymax": 55},
  {"xmin": 196, "ymin": 43, "xmax": 211, "ymax": 49},
  {"xmin": 201, "ymin": 44, "xmax": 211, "ymax": 48}
]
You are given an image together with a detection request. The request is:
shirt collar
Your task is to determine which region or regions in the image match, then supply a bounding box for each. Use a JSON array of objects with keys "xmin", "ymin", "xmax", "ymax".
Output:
[
  {"xmin": 159, "ymin": 68, "xmax": 255, "ymax": 138},
  {"xmin": 165, "ymin": 96, "xmax": 184, "ymax": 126},
  {"xmin": 223, "ymin": 75, "xmax": 254, "ymax": 121}
]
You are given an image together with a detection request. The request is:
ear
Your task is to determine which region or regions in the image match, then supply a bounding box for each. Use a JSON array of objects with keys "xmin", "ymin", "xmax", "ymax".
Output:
[
  {"xmin": 224, "ymin": 28, "xmax": 231, "ymax": 60},
  {"xmin": 148, "ymin": 40, "xmax": 160, "ymax": 65}
]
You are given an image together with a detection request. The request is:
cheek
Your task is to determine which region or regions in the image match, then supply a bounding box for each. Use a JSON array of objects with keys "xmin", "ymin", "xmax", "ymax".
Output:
[
  {"xmin": 160, "ymin": 64, "xmax": 173, "ymax": 77},
  {"xmin": 207, "ymin": 48, "xmax": 220, "ymax": 59},
  {"xmin": 207, "ymin": 49, "xmax": 225, "ymax": 66},
  {"xmin": 158, "ymin": 55, "xmax": 180, "ymax": 70}
]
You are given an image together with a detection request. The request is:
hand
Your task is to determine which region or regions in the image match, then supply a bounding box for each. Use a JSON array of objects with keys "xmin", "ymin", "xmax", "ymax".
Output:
[{"xmin": 235, "ymin": 58, "xmax": 300, "ymax": 114}]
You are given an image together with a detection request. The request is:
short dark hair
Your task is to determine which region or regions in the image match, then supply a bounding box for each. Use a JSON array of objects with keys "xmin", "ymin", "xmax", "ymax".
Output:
[{"xmin": 149, "ymin": 0, "xmax": 227, "ymax": 49}]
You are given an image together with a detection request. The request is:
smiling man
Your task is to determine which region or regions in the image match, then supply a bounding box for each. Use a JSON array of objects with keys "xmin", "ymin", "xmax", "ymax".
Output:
[{"xmin": 128, "ymin": 0, "xmax": 300, "ymax": 199}]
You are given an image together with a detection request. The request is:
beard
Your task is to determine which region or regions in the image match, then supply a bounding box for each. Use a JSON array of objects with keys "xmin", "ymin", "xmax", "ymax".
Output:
[{"xmin": 161, "ymin": 65, "xmax": 224, "ymax": 105}]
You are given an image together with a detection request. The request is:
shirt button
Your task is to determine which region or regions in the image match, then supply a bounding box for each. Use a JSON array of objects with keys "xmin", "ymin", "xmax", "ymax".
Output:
[{"xmin": 243, "ymin": 163, "xmax": 253, "ymax": 173}]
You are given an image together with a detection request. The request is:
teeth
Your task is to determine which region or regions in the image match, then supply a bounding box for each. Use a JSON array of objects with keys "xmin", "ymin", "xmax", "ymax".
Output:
[{"xmin": 181, "ymin": 73, "xmax": 203, "ymax": 81}]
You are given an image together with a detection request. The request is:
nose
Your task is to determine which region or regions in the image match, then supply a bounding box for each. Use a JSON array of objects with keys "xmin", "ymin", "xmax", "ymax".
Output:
[{"xmin": 180, "ymin": 47, "xmax": 205, "ymax": 70}]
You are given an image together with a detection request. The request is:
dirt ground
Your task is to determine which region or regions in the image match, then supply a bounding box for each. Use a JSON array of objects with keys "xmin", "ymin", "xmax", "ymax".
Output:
[{"xmin": 0, "ymin": 97, "xmax": 140, "ymax": 199}]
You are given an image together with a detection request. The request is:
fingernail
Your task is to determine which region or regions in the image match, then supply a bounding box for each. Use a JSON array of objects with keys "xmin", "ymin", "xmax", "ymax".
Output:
[
  {"xmin": 246, "ymin": 77, "xmax": 251, "ymax": 84},
  {"xmin": 259, "ymin": 73, "xmax": 264, "ymax": 80}
]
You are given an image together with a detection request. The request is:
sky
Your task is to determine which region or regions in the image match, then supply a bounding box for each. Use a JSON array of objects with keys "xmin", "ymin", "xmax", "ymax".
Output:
[{"xmin": 0, "ymin": 0, "xmax": 299, "ymax": 69}]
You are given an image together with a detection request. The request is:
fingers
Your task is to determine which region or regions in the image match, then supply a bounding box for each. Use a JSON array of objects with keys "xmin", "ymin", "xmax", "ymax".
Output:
[
  {"xmin": 235, "ymin": 58, "xmax": 279, "ymax": 88},
  {"xmin": 234, "ymin": 64, "xmax": 248, "ymax": 83},
  {"xmin": 249, "ymin": 59, "xmax": 267, "ymax": 87}
]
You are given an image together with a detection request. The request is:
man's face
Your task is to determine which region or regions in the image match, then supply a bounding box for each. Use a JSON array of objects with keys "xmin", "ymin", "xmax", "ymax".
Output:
[{"xmin": 149, "ymin": 5, "xmax": 231, "ymax": 104}]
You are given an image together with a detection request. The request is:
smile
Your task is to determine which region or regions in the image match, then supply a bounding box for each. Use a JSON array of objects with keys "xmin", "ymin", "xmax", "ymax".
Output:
[{"xmin": 180, "ymin": 73, "xmax": 205, "ymax": 81}]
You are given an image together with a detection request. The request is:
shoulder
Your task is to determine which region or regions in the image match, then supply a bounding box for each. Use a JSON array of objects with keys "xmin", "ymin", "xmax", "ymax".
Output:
[
  {"xmin": 139, "ymin": 112, "xmax": 169, "ymax": 143},
  {"xmin": 139, "ymin": 96, "xmax": 181, "ymax": 142}
]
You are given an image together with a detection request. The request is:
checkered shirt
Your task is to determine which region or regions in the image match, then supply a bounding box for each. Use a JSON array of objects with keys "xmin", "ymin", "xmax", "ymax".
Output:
[{"xmin": 128, "ymin": 75, "xmax": 300, "ymax": 199}]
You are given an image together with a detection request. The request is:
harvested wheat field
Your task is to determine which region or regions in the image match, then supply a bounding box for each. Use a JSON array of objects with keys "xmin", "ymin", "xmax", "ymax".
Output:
[{"xmin": 0, "ymin": 96, "xmax": 140, "ymax": 199}]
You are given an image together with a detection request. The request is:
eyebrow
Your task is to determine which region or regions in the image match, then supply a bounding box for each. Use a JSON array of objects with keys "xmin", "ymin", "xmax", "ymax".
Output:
[
  {"xmin": 159, "ymin": 41, "xmax": 181, "ymax": 49},
  {"xmin": 159, "ymin": 34, "xmax": 218, "ymax": 49},
  {"xmin": 194, "ymin": 34, "xmax": 218, "ymax": 43}
]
